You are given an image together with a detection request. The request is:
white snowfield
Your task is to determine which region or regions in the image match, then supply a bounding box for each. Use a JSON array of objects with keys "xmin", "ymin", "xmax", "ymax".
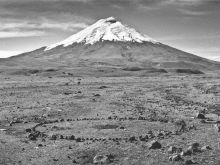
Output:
[{"xmin": 45, "ymin": 17, "xmax": 158, "ymax": 51}]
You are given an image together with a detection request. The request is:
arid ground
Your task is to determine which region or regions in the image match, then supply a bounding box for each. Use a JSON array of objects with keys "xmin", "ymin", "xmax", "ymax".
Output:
[{"xmin": 0, "ymin": 72, "xmax": 220, "ymax": 165}]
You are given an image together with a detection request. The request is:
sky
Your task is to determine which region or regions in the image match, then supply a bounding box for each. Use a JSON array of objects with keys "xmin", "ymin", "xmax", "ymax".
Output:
[{"xmin": 0, "ymin": 0, "xmax": 220, "ymax": 61}]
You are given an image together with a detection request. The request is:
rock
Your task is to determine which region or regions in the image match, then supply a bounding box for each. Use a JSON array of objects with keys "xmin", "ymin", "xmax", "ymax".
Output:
[
  {"xmin": 128, "ymin": 136, "xmax": 137, "ymax": 143},
  {"xmin": 180, "ymin": 150, "xmax": 192, "ymax": 156},
  {"xmin": 72, "ymin": 160, "xmax": 77, "ymax": 163},
  {"xmin": 76, "ymin": 137, "xmax": 82, "ymax": 142},
  {"xmin": 214, "ymin": 124, "xmax": 220, "ymax": 132},
  {"xmin": 99, "ymin": 86, "xmax": 108, "ymax": 89},
  {"xmin": 180, "ymin": 143, "xmax": 200, "ymax": 156},
  {"xmin": 60, "ymin": 119, "xmax": 64, "ymax": 122},
  {"xmin": 66, "ymin": 135, "xmax": 75, "ymax": 140},
  {"xmin": 28, "ymin": 132, "xmax": 39, "ymax": 141},
  {"xmin": 38, "ymin": 144, "xmax": 43, "ymax": 147},
  {"xmin": 168, "ymin": 146, "xmax": 178, "ymax": 154},
  {"xmin": 94, "ymin": 94, "xmax": 101, "ymax": 97},
  {"xmin": 191, "ymin": 142, "xmax": 200, "ymax": 148},
  {"xmin": 93, "ymin": 155, "xmax": 109, "ymax": 164},
  {"xmin": 139, "ymin": 135, "xmax": 148, "ymax": 141},
  {"xmin": 25, "ymin": 128, "xmax": 32, "ymax": 133},
  {"xmin": 188, "ymin": 142, "xmax": 200, "ymax": 152},
  {"xmin": 64, "ymin": 92, "xmax": 72, "ymax": 95},
  {"xmin": 147, "ymin": 140, "xmax": 162, "ymax": 149},
  {"xmin": 188, "ymin": 125, "xmax": 197, "ymax": 130},
  {"xmin": 200, "ymin": 119, "xmax": 206, "ymax": 123},
  {"xmin": 201, "ymin": 145, "xmax": 212, "ymax": 151},
  {"xmin": 70, "ymin": 135, "xmax": 75, "ymax": 140},
  {"xmin": 196, "ymin": 113, "xmax": 206, "ymax": 119},
  {"xmin": 169, "ymin": 154, "xmax": 183, "ymax": 161},
  {"xmin": 156, "ymin": 131, "xmax": 164, "ymax": 137},
  {"xmin": 174, "ymin": 119, "xmax": 187, "ymax": 132},
  {"xmin": 50, "ymin": 134, "xmax": 57, "ymax": 140},
  {"xmin": 184, "ymin": 160, "xmax": 197, "ymax": 164}
]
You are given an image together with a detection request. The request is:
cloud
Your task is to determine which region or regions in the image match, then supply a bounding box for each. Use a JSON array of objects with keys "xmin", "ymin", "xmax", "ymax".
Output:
[
  {"xmin": 0, "ymin": 0, "xmax": 219, "ymax": 17},
  {"xmin": 0, "ymin": 19, "xmax": 89, "ymax": 38},
  {"xmin": 178, "ymin": 8, "xmax": 210, "ymax": 16},
  {"xmin": 189, "ymin": 47, "xmax": 220, "ymax": 61},
  {"xmin": 0, "ymin": 50, "xmax": 23, "ymax": 58},
  {"xmin": 39, "ymin": 22, "xmax": 88, "ymax": 31},
  {"xmin": 0, "ymin": 0, "xmax": 94, "ymax": 38},
  {"xmin": 158, "ymin": 34, "xmax": 220, "ymax": 42},
  {"xmin": 1, "ymin": 21, "xmax": 88, "ymax": 31},
  {"xmin": 0, "ymin": 0, "xmax": 219, "ymax": 38},
  {"xmin": 0, "ymin": 31, "xmax": 45, "ymax": 38}
]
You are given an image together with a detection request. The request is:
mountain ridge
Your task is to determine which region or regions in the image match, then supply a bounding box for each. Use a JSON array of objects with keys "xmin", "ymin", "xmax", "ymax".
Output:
[
  {"xmin": 45, "ymin": 17, "xmax": 158, "ymax": 50},
  {"xmin": 0, "ymin": 17, "xmax": 220, "ymax": 76}
]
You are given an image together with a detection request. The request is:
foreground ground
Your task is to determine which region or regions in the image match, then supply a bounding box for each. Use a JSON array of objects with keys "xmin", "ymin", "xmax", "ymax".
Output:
[{"xmin": 0, "ymin": 73, "xmax": 220, "ymax": 165}]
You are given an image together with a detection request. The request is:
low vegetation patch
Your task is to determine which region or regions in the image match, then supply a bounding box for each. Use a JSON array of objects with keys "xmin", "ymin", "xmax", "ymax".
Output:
[
  {"xmin": 93, "ymin": 124, "xmax": 119, "ymax": 130},
  {"xmin": 175, "ymin": 69, "xmax": 204, "ymax": 74}
]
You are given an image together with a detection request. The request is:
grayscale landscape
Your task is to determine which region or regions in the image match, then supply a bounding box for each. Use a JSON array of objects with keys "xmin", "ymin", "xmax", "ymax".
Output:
[{"xmin": 0, "ymin": 2, "xmax": 220, "ymax": 165}]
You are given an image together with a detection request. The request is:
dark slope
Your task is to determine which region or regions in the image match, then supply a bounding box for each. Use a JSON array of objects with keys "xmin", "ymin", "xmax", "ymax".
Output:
[{"xmin": 0, "ymin": 41, "xmax": 220, "ymax": 76}]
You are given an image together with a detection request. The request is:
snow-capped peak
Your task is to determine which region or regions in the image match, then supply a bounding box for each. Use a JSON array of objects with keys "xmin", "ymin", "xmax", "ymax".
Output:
[{"xmin": 45, "ymin": 17, "xmax": 158, "ymax": 50}]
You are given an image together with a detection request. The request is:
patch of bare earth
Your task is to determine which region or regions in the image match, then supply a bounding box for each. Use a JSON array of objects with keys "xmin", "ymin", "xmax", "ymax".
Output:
[{"xmin": 0, "ymin": 74, "xmax": 220, "ymax": 164}]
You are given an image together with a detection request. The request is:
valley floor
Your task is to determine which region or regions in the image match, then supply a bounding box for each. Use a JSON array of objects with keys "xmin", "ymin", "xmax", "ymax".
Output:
[{"xmin": 0, "ymin": 73, "xmax": 220, "ymax": 165}]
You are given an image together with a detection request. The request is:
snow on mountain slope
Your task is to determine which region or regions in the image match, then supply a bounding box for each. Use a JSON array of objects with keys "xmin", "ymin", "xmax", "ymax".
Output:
[{"xmin": 45, "ymin": 17, "xmax": 158, "ymax": 50}]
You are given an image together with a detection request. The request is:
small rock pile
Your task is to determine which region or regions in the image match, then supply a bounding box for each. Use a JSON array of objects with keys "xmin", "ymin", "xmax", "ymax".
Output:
[{"xmin": 168, "ymin": 142, "xmax": 212, "ymax": 163}]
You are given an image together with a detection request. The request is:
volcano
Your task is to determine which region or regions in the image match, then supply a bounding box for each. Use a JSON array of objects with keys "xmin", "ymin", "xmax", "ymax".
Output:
[{"xmin": 1, "ymin": 17, "xmax": 220, "ymax": 76}]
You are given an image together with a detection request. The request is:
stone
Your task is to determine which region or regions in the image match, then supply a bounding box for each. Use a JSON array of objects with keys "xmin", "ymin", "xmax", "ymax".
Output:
[
  {"xmin": 99, "ymin": 86, "xmax": 108, "ymax": 89},
  {"xmin": 201, "ymin": 145, "xmax": 212, "ymax": 151},
  {"xmin": 94, "ymin": 94, "xmax": 101, "ymax": 97},
  {"xmin": 180, "ymin": 149, "xmax": 192, "ymax": 156},
  {"xmin": 50, "ymin": 134, "xmax": 57, "ymax": 140},
  {"xmin": 188, "ymin": 142, "xmax": 200, "ymax": 153},
  {"xmin": 25, "ymin": 128, "xmax": 32, "ymax": 133},
  {"xmin": 38, "ymin": 144, "xmax": 43, "ymax": 147},
  {"xmin": 70, "ymin": 135, "xmax": 75, "ymax": 140},
  {"xmin": 168, "ymin": 146, "xmax": 177, "ymax": 154},
  {"xmin": 184, "ymin": 160, "xmax": 197, "ymax": 164},
  {"xmin": 28, "ymin": 132, "xmax": 39, "ymax": 141},
  {"xmin": 196, "ymin": 113, "xmax": 206, "ymax": 119},
  {"xmin": 191, "ymin": 142, "xmax": 200, "ymax": 148},
  {"xmin": 76, "ymin": 137, "xmax": 82, "ymax": 142},
  {"xmin": 72, "ymin": 160, "xmax": 77, "ymax": 163},
  {"xmin": 147, "ymin": 140, "xmax": 162, "ymax": 149},
  {"xmin": 169, "ymin": 154, "xmax": 183, "ymax": 161},
  {"xmin": 139, "ymin": 135, "xmax": 148, "ymax": 141},
  {"xmin": 93, "ymin": 155, "xmax": 109, "ymax": 164},
  {"xmin": 214, "ymin": 124, "xmax": 220, "ymax": 132},
  {"xmin": 200, "ymin": 119, "xmax": 206, "ymax": 123},
  {"xmin": 66, "ymin": 135, "xmax": 75, "ymax": 140},
  {"xmin": 174, "ymin": 119, "xmax": 187, "ymax": 132},
  {"xmin": 60, "ymin": 119, "xmax": 65, "ymax": 122},
  {"xmin": 156, "ymin": 132, "xmax": 164, "ymax": 137},
  {"xmin": 128, "ymin": 136, "xmax": 137, "ymax": 143}
]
